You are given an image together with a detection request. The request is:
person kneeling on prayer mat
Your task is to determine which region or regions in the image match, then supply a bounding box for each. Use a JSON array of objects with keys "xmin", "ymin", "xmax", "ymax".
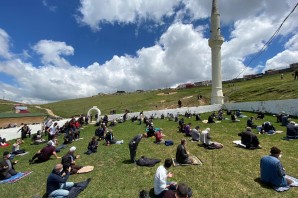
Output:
[
  {"xmin": 176, "ymin": 139, "xmax": 192, "ymax": 164},
  {"xmin": 260, "ymin": 147, "xmax": 293, "ymax": 187},
  {"xmin": 0, "ymin": 151, "xmax": 19, "ymax": 180},
  {"xmin": 238, "ymin": 127, "xmax": 261, "ymax": 149}
]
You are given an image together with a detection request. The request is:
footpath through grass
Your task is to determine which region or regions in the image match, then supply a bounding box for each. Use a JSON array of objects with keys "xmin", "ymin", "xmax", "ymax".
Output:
[{"xmin": 0, "ymin": 112, "xmax": 298, "ymax": 197}]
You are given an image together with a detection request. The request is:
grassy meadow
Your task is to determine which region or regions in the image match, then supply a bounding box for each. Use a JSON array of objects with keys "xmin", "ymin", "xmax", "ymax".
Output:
[
  {"xmin": 40, "ymin": 71, "xmax": 298, "ymax": 118},
  {"xmin": 0, "ymin": 111, "xmax": 298, "ymax": 197}
]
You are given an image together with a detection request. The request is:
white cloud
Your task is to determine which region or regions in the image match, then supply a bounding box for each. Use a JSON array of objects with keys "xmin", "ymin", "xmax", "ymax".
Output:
[
  {"xmin": 0, "ymin": 28, "xmax": 12, "ymax": 59},
  {"xmin": 264, "ymin": 34, "xmax": 298, "ymax": 71},
  {"xmin": 32, "ymin": 40, "xmax": 74, "ymax": 67},
  {"xmin": 77, "ymin": 0, "xmax": 181, "ymax": 30}
]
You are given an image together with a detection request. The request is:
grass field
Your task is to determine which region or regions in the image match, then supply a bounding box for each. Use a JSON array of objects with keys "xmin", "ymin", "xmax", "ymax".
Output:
[{"xmin": 0, "ymin": 111, "xmax": 298, "ymax": 197}]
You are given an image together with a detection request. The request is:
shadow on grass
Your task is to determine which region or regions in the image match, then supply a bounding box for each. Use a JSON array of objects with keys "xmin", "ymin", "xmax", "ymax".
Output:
[
  {"xmin": 122, "ymin": 159, "xmax": 133, "ymax": 164},
  {"xmin": 254, "ymin": 177, "xmax": 272, "ymax": 189},
  {"xmin": 149, "ymin": 188, "xmax": 156, "ymax": 198}
]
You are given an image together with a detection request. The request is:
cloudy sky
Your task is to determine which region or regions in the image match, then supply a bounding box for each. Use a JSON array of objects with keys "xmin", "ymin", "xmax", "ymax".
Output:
[{"xmin": 0, "ymin": 0, "xmax": 298, "ymax": 104}]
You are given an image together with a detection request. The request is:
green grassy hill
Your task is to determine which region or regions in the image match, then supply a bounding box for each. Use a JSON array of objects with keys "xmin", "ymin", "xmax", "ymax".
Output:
[
  {"xmin": 1, "ymin": 72, "xmax": 297, "ymax": 117},
  {"xmin": 41, "ymin": 72, "xmax": 298, "ymax": 118}
]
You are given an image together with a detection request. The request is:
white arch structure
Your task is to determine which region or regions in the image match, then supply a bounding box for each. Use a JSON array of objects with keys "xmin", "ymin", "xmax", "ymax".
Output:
[{"xmin": 87, "ymin": 106, "xmax": 101, "ymax": 123}]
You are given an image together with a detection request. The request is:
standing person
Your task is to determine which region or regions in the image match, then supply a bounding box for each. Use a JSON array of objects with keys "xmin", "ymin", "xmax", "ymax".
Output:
[
  {"xmin": 129, "ymin": 133, "xmax": 147, "ymax": 163},
  {"xmin": 260, "ymin": 147, "xmax": 293, "ymax": 187},
  {"xmin": 46, "ymin": 164, "xmax": 74, "ymax": 197},
  {"xmin": 47, "ymin": 122, "xmax": 58, "ymax": 141},
  {"xmin": 178, "ymin": 100, "xmax": 182, "ymax": 108},
  {"xmin": 154, "ymin": 158, "xmax": 176, "ymax": 197},
  {"xmin": 18, "ymin": 123, "xmax": 31, "ymax": 140},
  {"xmin": 0, "ymin": 151, "xmax": 19, "ymax": 180}
]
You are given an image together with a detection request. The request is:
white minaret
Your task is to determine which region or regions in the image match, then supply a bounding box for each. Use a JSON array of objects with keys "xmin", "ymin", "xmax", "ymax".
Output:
[{"xmin": 208, "ymin": 0, "xmax": 224, "ymax": 104}]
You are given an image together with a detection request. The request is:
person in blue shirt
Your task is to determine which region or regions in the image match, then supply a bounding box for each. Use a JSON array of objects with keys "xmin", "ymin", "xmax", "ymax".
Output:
[
  {"xmin": 46, "ymin": 164, "xmax": 74, "ymax": 197},
  {"xmin": 260, "ymin": 147, "xmax": 293, "ymax": 187}
]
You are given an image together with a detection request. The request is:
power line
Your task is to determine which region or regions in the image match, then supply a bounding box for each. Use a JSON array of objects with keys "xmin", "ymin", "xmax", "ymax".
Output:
[{"xmin": 233, "ymin": 2, "xmax": 298, "ymax": 79}]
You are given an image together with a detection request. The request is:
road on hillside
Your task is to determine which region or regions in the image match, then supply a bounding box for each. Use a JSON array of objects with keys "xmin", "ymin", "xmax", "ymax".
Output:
[{"xmin": 35, "ymin": 106, "xmax": 61, "ymax": 118}]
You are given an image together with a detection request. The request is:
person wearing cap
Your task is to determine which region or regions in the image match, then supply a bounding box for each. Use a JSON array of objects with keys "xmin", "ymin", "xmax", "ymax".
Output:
[
  {"xmin": 200, "ymin": 128, "xmax": 212, "ymax": 146},
  {"xmin": 46, "ymin": 163, "xmax": 74, "ymax": 197},
  {"xmin": 238, "ymin": 127, "xmax": 261, "ymax": 149},
  {"xmin": 61, "ymin": 146, "xmax": 82, "ymax": 175},
  {"xmin": 260, "ymin": 147, "xmax": 293, "ymax": 187},
  {"xmin": 0, "ymin": 151, "xmax": 19, "ymax": 180},
  {"xmin": 29, "ymin": 141, "xmax": 61, "ymax": 164},
  {"xmin": 191, "ymin": 126, "xmax": 200, "ymax": 141},
  {"xmin": 200, "ymin": 128, "xmax": 223, "ymax": 149},
  {"xmin": 286, "ymin": 121, "xmax": 298, "ymax": 139},
  {"xmin": 154, "ymin": 158, "xmax": 176, "ymax": 197}
]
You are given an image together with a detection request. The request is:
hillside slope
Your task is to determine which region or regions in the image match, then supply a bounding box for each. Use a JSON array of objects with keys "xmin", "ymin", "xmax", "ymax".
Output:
[{"xmin": 41, "ymin": 72, "xmax": 298, "ymax": 118}]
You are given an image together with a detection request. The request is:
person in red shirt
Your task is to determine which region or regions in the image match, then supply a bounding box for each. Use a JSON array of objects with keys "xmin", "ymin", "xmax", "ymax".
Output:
[{"xmin": 29, "ymin": 141, "xmax": 61, "ymax": 164}]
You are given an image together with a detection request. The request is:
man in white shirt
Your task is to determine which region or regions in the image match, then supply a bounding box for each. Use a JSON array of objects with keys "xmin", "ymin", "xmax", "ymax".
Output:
[
  {"xmin": 47, "ymin": 122, "xmax": 58, "ymax": 141},
  {"xmin": 154, "ymin": 158, "xmax": 176, "ymax": 197}
]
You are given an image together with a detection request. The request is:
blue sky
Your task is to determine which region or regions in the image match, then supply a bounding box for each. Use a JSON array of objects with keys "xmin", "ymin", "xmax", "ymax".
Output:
[{"xmin": 0, "ymin": 0, "xmax": 298, "ymax": 104}]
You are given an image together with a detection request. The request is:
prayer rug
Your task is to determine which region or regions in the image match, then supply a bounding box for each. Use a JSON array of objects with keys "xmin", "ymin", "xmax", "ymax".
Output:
[
  {"xmin": 0, "ymin": 143, "xmax": 10, "ymax": 147},
  {"xmin": 172, "ymin": 156, "xmax": 203, "ymax": 166},
  {"xmin": 0, "ymin": 171, "xmax": 33, "ymax": 184},
  {"xmin": 77, "ymin": 166, "xmax": 94, "ymax": 174},
  {"xmin": 233, "ymin": 140, "xmax": 246, "ymax": 148},
  {"xmin": 273, "ymin": 175, "xmax": 298, "ymax": 192}
]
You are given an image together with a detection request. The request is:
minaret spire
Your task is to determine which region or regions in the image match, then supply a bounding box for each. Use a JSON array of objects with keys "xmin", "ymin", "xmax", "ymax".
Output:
[{"xmin": 209, "ymin": 0, "xmax": 224, "ymax": 104}]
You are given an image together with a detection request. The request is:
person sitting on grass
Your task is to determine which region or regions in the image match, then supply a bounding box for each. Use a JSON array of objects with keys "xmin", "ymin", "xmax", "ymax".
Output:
[
  {"xmin": 286, "ymin": 121, "xmax": 298, "ymax": 139},
  {"xmin": 0, "ymin": 151, "xmax": 19, "ymax": 180},
  {"xmin": 12, "ymin": 139, "xmax": 26, "ymax": 155},
  {"xmin": 85, "ymin": 136, "xmax": 98, "ymax": 155},
  {"xmin": 231, "ymin": 112, "xmax": 240, "ymax": 122},
  {"xmin": 154, "ymin": 130, "xmax": 165, "ymax": 144},
  {"xmin": 247, "ymin": 117, "xmax": 257, "ymax": 129},
  {"xmin": 95, "ymin": 126, "xmax": 105, "ymax": 141},
  {"xmin": 191, "ymin": 126, "xmax": 200, "ymax": 141},
  {"xmin": 176, "ymin": 139, "xmax": 192, "ymax": 164},
  {"xmin": 62, "ymin": 146, "xmax": 82, "ymax": 175},
  {"xmin": 29, "ymin": 141, "xmax": 61, "ymax": 164},
  {"xmin": 260, "ymin": 121, "xmax": 276, "ymax": 134},
  {"xmin": 256, "ymin": 111, "xmax": 265, "ymax": 119},
  {"xmin": 0, "ymin": 134, "xmax": 7, "ymax": 146},
  {"xmin": 31, "ymin": 130, "xmax": 46, "ymax": 145},
  {"xmin": 260, "ymin": 147, "xmax": 293, "ymax": 187},
  {"xmin": 200, "ymin": 128, "xmax": 223, "ymax": 149},
  {"xmin": 238, "ymin": 127, "xmax": 261, "ymax": 149},
  {"xmin": 163, "ymin": 183, "xmax": 191, "ymax": 198},
  {"xmin": 184, "ymin": 123, "xmax": 192, "ymax": 137},
  {"xmin": 154, "ymin": 158, "xmax": 176, "ymax": 198},
  {"xmin": 207, "ymin": 113, "xmax": 215, "ymax": 123},
  {"xmin": 105, "ymin": 129, "xmax": 124, "ymax": 145},
  {"xmin": 46, "ymin": 164, "xmax": 74, "ymax": 198}
]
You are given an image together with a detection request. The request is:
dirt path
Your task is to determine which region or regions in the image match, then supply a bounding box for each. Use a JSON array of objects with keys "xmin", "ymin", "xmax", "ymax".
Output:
[{"xmin": 35, "ymin": 106, "xmax": 60, "ymax": 118}]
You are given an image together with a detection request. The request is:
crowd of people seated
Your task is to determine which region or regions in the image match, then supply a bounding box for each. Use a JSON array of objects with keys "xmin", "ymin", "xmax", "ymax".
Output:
[{"xmin": 1, "ymin": 108, "xmax": 297, "ymax": 197}]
